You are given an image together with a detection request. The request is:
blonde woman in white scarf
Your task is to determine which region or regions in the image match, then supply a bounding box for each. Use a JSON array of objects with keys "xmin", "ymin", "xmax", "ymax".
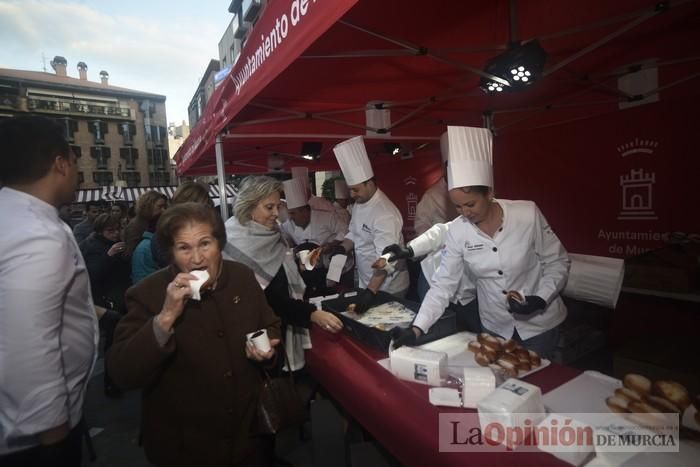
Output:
[{"xmin": 223, "ymin": 176, "xmax": 342, "ymax": 371}]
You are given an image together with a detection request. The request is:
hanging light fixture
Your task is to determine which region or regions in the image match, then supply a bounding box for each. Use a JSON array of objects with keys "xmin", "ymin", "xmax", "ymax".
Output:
[{"xmin": 480, "ymin": 40, "xmax": 547, "ymax": 94}]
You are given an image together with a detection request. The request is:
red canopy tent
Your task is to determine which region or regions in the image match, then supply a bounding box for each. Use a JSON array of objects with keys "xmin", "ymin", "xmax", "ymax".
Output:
[{"xmin": 176, "ymin": 0, "xmax": 700, "ymax": 253}]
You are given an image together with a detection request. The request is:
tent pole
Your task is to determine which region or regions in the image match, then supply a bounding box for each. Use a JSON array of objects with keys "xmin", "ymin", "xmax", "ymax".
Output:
[{"xmin": 215, "ymin": 134, "xmax": 229, "ymax": 220}]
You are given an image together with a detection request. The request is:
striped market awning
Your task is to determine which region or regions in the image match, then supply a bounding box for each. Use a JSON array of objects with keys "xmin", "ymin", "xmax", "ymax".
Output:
[{"xmin": 74, "ymin": 184, "xmax": 237, "ymax": 203}]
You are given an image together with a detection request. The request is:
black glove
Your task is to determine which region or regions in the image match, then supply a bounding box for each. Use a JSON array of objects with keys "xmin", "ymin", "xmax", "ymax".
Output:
[
  {"xmin": 507, "ymin": 295, "xmax": 547, "ymax": 318},
  {"xmin": 354, "ymin": 288, "xmax": 377, "ymax": 314},
  {"xmin": 330, "ymin": 244, "xmax": 347, "ymax": 257},
  {"xmin": 381, "ymin": 244, "xmax": 414, "ymax": 262},
  {"xmin": 390, "ymin": 326, "xmax": 420, "ymax": 349}
]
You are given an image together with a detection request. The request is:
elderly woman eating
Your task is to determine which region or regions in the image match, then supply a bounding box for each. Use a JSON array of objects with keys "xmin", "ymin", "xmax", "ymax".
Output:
[{"xmin": 108, "ymin": 202, "xmax": 281, "ymax": 467}]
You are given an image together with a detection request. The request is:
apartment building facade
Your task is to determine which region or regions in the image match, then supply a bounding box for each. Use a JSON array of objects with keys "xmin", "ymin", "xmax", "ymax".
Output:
[{"xmin": 0, "ymin": 56, "xmax": 171, "ymax": 188}]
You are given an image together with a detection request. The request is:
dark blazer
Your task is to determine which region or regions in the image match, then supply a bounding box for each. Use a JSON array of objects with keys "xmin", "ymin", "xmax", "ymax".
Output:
[
  {"xmin": 108, "ymin": 260, "xmax": 281, "ymax": 467},
  {"xmin": 79, "ymin": 232, "xmax": 131, "ymax": 312}
]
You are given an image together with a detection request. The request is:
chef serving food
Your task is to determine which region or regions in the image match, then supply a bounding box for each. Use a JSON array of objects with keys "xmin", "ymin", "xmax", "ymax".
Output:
[
  {"xmin": 330, "ymin": 136, "xmax": 410, "ymax": 313},
  {"xmin": 280, "ymin": 177, "xmax": 350, "ymax": 296},
  {"xmin": 392, "ymin": 126, "xmax": 570, "ymax": 359}
]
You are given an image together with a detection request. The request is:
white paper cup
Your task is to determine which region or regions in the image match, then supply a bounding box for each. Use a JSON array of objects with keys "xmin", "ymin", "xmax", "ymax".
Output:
[
  {"xmin": 297, "ymin": 249, "xmax": 314, "ymax": 270},
  {"xmin": 246, "ymin": 329, "xmax": 271, "ymax": 353}
]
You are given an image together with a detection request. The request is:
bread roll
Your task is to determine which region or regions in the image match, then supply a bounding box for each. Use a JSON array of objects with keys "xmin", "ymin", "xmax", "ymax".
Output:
[
  {"xmin": 495, "ymin": 359, "xmax": 518, "ymax": 377},
  {"xmin": 477, "ymin": 333, "xmax": 491, "ymax": 345},
  {"xmin": 651, "ymin": 380, "xmax": 691, "ymax": 410},
  {"xmin": 606, "ymin": 396, "xmax": 629, "ymax": 413},
  {"xmin": 643, "ymin": 394, "xmax": 681, "ymax": 413},
  {"xmin": 498, "ymin": 353, "xmax": 520, "ymax": 367},
  {"xmin": 371, "ymin": 257, "xmax": 387, "ymax": 269},
  {"xmin": 506, "ymin": 290, "xmax": 524, "ymax": 303},
  {"xmin": 481, "ymin": 348, "xmax": 498, "ymax": 364},
  {"xmin": 502, "ymin": 339, "xmax": 518, "ymax": 353},
  {"xmin": 467, "ymin": 340, "xmax": 482, "ymax": 353},
  {"xmin": 614, "ymin": 387, "xmax": 643, "ymax": 403},
  {"xmin": 309, "ymin": 247, "xmax": 322, "ymax": 267},
  {"xmin": 346, "ymin": 303, "xmax": 356, "ymax": 313},
  {"xmin": 623, "ymin": 374, "xmax": 652, "ymax": 395},
  {"xmin": 475, "ymin": 352, "xmax": 490, "ymax": 367},
  {"xmin": 516, "ymin": 360, "xmax": 532, "ymax": 372},
  {"xmin": 528, "ymin": 350, "xmax": 541, "ymax": 367},
  {"xmin": 482, "ymin": 335, "xmax": 503, "ymax": 352},
  {"xmin": 628, "ymin": 400, "xmax": 658, "ymax": 413}
]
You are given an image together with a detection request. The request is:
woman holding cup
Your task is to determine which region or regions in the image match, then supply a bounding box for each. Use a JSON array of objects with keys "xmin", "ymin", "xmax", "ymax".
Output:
[
  {"xmin": 224, "ymin": 175, "xmax": 342, "ymax": 372},
  {"xmin": 108, "ymin": 202, "xmax": 281, "ymax": 466}
]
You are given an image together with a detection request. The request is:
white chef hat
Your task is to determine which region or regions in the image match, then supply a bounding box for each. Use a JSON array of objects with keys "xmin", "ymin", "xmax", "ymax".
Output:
[
  {"xmin": 282, "ymin": 178, "xmax": 308, "ymax": 210},
  {"xmin": 332, "ymin": 136, "xmax": 374, "ymax": 186},
  {"xmin": 439, "ymin": 131, "xmax": 449, "ymax": 165},
  {"xmin": 563, "ymin": 254, "xmax": 625, "ymax": 308},
  {"xmin": 334, "ymin": 179, "xmax": 349, "ymax": 199},
  {"xmin": 290, "ymin": 166, "xmax": 310, "ymax": 196},
  {"xmin": 446, "ymin": 126, "xmax": 493, "ymax": 190}
]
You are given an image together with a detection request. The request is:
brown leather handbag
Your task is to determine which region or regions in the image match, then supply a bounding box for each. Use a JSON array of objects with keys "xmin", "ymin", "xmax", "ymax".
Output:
[{"xmin": 256, "ymin": 343, "xmax": 305, "ymax": 434}]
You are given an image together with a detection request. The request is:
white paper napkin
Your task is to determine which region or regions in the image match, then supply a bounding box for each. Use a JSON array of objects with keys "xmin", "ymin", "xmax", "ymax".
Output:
[
  {"xmin": 326, "ymin": 254, "xmax": 347, "ymax": 282},
  {"xmin": 189, "ymin": 269, "xmax": 210, "ymax": 301}
]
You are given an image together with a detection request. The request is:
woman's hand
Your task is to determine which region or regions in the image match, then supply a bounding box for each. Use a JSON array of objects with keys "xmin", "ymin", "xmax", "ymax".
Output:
[
  {"xmin": 156, "ymin": 272, "xmax": 197, "ymax": 332},
  {"xmin": 107, "ymin": 241, "xmax": 126, "ymax": 256},
  {"xmin": 246, "ymin": 338, "xmax": 280, "ymax": 362},
  {"xmin": 310, "ymin": 309, "xmax": 343, "ymax": 334}
]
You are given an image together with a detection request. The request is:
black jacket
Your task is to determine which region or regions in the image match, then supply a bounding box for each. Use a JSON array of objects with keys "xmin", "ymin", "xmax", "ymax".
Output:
[{"xmin": 80, "ymin": 233, "xmax": 132, "ymax": 312}]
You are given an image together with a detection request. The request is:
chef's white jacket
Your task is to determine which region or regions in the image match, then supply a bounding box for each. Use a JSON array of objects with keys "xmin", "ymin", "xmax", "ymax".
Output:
[
  {"xmin": 413, "ymin": 178, "xmax": 458, "ymax": 236},
  {"xmin": 308, "ymin": 195, "xmax": 335, "ymax": 212},
  {"xmin": 346, "ymin": 188, "xmax": 409, "ymax": 294},
  {"xmin": 281, "ymin": 209, "xmax": 348, "ymax": 247},
  {"xmin": 333, "ymin": 201, "xmax": 351, "ymax": 226},
  {"xmin": 413, "ymin": 199, "xmax": 569, "ymax": 340},
  {"xmin": 0, "ymin": 188, "xmax": 98, "ymax": 454},
  {"xmin": 408, "ymin": 219, "xmax": 475, "ymax": 305}
]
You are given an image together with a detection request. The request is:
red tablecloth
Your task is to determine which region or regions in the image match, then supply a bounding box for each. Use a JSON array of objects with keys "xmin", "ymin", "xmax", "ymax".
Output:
[{"xmin": 305, "ymin": 326, "xmax": 582, "ymax": 467}]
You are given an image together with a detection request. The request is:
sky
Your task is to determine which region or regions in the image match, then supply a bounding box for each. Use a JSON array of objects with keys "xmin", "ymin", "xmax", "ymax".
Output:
[{"xmin": 0, "ymin": 0, "xmax": 231, "ymax": 124}]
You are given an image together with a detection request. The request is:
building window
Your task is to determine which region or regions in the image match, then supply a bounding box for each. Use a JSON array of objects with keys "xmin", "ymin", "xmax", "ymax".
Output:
[
  {"xmin": 93, "ymin": 171, "xmax": 114, "ymax": 186},
  {"xmin": 147, "ymin": 148, "xmax": 168, "ymax": 169},
  {"xmin": 148, "ymin": 125, "xmax": 167, "ymax": 146},
  {"xmin": 149, "ymin": 171, "xmax": 169, "ymax": 186},
  {"xmin": 88, "ymin": 120, "xmax": 108, "ymax": 144},
  {"xmin": 78, "ymin": 171, "xmax": 85, "ymax": 186},
  {"xmin": 58, "ymin": 118, "xmax": 78, "ymax": 143},
  {"xmin": 119, "ymin": 147, "xmax": 139, "ymax": 170},
  {"xmin": 91, "ymin": 146, "xmax": 111, "ymax": 170},
  {"xmin": 122, "ymin": 171, "xmax": 141, "ymax": 187},
  {"xmin": 71, "ymin": 145, "xmax": 82, "ymax": 158},
  {"xmin": 118, "ymin": 122, "xmax": 136, "ymax": 146}
]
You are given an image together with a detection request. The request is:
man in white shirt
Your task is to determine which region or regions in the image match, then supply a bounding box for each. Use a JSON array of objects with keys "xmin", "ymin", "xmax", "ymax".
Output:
[
  {"xmin": 0, "ymin": 116, "xmax": 99, "ymax": 466},
  {"xmin": 332, "ymin": 137, "xmax": 409, "ymax": 311}
]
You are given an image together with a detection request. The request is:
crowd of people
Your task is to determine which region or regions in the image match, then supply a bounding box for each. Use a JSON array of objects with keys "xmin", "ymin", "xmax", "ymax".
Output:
[{"xmin": 0, "ymin": 116, "xmax": 570, "ymax": 466}]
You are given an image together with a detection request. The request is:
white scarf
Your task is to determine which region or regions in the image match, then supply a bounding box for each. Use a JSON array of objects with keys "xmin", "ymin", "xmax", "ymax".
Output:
[{"xmin": 223, "ymin": 217, "xmax": 311, "ymax": 370}]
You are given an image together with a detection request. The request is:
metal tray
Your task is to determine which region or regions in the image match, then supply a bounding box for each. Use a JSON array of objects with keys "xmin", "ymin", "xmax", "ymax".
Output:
[{"xmin": 321, "ymin": 289, "xmax": 457, "ymax": 353}]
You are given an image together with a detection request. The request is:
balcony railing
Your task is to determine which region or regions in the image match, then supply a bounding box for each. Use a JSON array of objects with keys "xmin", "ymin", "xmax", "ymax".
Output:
[{"xmin": 27, "ymin": 96, "xmax": 132, "ymax": 119}]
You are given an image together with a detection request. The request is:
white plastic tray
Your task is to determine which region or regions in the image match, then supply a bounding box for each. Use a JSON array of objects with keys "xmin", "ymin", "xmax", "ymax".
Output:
[{"xmin": 417, "ymin": 331, "xmax": 551, "ymax": 380}]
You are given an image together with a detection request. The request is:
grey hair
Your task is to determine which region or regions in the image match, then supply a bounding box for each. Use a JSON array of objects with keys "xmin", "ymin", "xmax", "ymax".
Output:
[{"xmin": 233, "ymin": 175, "xmax": 283, "ymax": 223}]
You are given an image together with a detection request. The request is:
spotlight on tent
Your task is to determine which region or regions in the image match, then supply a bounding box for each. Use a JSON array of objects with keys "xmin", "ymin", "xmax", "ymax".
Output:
[
  {"xmin": 301, "ymin": 142, "xmax": 322, "ymax": 161},
  {"xmin": 384, "ymin": 142, "xmax": 402, "ymax": 156},
  {"xmin": 480, "ymin": 40, "xmax": 547, "ymax": 94}
]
